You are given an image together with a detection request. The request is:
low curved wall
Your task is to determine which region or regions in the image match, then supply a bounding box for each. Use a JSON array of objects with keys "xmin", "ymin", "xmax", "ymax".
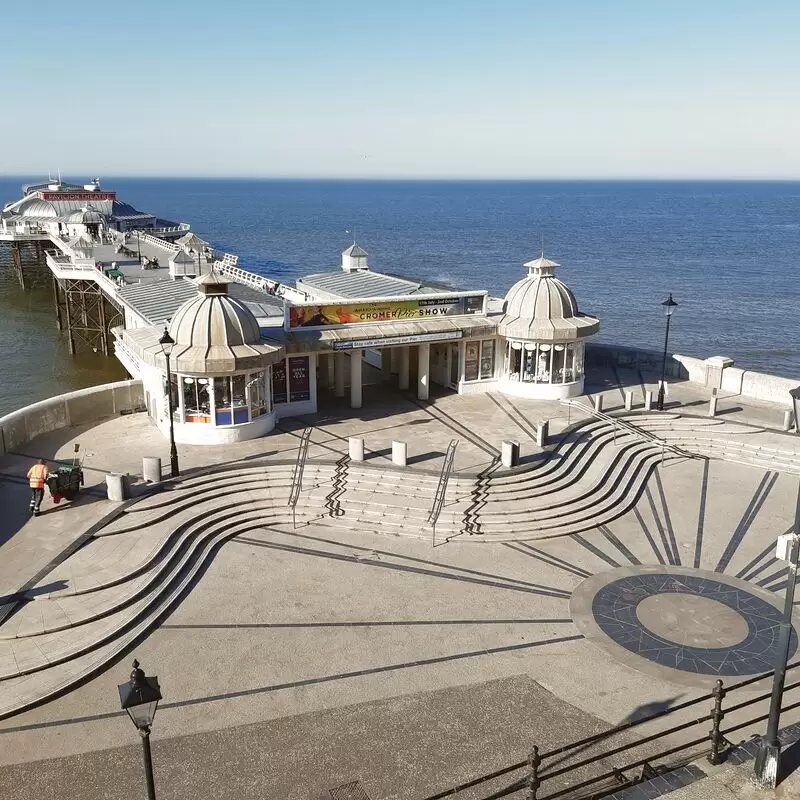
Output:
[{"xmin": 0, "ymin": 380, "xmax": 145, "ymax": 455}]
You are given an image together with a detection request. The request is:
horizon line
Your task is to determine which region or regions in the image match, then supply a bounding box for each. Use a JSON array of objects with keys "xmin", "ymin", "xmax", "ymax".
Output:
[{"xmin": 2, "ymin": 174, "xmax": 800, "ymax": 182}]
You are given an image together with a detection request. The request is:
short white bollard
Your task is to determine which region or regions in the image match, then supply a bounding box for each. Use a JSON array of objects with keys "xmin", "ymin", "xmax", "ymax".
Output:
[
  {"xmin": 783, "ymin": 410, "xmax": 794, "ymax": 432},
  {"xmin": 392, "ymin": 440, "xmax": 407, "ymax": 467},
  {"xmin": 142, "ymin": 456, "xmax": 162, "ymax": 483},
  {"xmin": 536, "ymin": 421, "xmax": 549, "ymax": 448},
  {"xmin": 708, "ymin": 395, "xmax": 718, "ymax": 418},
  {"xmin": 593, "ymin": 395, "xmax": 603, "ymax": 413},
  {"xmin": 349, "ymin": 437, "xmax": 365, "ymax": 462},
  {"xmin": 501, "ymin": 440, "xmax": 520, "ymax": 468},
  {"xmin": 624, "ymin": 392, "xmax": 633, "ymax": 411},
  {"xmin": 644, "ymin": 390, "xmax": 653, "ymax": 411},
  {"xmin": 106, "ymin": 473, "xmax": 130, "ymax": 502}
]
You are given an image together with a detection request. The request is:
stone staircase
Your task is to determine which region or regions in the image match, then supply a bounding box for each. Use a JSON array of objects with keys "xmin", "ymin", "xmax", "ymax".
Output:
[{"xmin": 1, "ymin": 411, "xmax": 797, "ymax": 721}]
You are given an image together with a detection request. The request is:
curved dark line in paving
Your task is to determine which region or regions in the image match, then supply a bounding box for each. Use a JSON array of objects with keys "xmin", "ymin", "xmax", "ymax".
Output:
[
  {"xmin": 632, "ymin": 507, "xmax": 666, "ymax": 565},
  {"xmin": 255, "ymin": 527, "xmax": 567, "ymax": 593},
  {"xmin": 597, "ymin": 525, "xmax": 641, "ymax": 566},
  {"xmin": 693, "ymin": 459, "xmax": 710, "ymax": 569},
  {"xmin": 503, "ymin": 543, "xmax": 592, "ymax": 579},
  {"xmin": 160, "ymin": 618, "xmax": 575, "ymax": 629},
  {"xmin": 0, "ymin": 634, "xmax": 586, "ymax": 735},
  {"xmin": 715, "ymin": 471, "xmax": 778, "ymax": 574},
  {"xmin": 236, "ymin": 538, "xmax": 572, "ymax": 599}
]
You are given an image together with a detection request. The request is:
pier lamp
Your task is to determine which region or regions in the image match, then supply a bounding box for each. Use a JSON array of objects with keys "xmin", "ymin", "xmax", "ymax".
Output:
[
  {"xmin": 118, "ymin": 659, "xmax": 162, "ymax": 800},
  {"xmin": 159, "ymin": 327, "xmax": 180, "ymax": 477},
  {"xmin": 753, "ymin": 481, "xmax": 800, "ymax": 789},
  {"xmin": 656, "ymin": 293, "xmax": 678, "ymax": 411}
]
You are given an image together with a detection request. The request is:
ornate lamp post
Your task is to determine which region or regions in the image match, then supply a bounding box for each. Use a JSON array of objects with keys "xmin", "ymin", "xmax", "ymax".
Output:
[
  {"xmin": 656, "ymin": 294, "xmax": 678, "ymax": 411},
  {"xmin": 753, "ymin": 480, "xmax": 800, "ymax": 788},
  {"xmin": 118, "ymin": 659, "xmax": 162, "ymax": 800},
  {"xmin": 159, "ymin": 327, "xmax": 180, "ymax": 477}
]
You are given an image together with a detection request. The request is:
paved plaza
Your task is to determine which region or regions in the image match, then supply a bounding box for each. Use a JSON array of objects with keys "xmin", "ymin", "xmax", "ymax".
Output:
[{"xmin": 1, "ymin": 366, "xmax": 800, "ymax": 799}]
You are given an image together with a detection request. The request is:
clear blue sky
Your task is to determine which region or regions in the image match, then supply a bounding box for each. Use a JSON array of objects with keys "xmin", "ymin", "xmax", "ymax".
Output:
[{"xmin": 2, "ymin": 0, "xmax": 798, "ymax": 178}]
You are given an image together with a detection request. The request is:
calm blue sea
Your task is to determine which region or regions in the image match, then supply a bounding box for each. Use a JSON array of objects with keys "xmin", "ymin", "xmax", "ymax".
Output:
[{"xmin": 1, "ymin": 178, "xmax": 798, "ymax": 414}]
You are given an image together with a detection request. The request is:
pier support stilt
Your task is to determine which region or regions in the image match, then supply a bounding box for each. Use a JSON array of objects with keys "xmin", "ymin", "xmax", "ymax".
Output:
[{"xmin": 52, "ymin": 276, "xmax": 63, "ymax": 331}]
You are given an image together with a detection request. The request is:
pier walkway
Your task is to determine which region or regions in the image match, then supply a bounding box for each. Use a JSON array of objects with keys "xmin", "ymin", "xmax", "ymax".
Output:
[{"xmin": 1, "ymin": 371, "xmax": 800, "ymax": 799}]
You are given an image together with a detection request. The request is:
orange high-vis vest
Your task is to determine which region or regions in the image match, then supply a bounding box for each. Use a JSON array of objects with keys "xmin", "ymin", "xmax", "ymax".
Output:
[{"xmin": 27, "ymin": 464, "xmax": 49, "ymax": 489}]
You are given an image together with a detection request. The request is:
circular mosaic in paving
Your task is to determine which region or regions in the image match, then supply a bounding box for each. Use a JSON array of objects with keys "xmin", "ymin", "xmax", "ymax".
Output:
[{"xmin": 570, "ymin": 566, "xmax": 798, "ymax": 684}]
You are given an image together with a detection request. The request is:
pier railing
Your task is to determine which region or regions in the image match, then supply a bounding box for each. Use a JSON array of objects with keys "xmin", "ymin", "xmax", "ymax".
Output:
[{"xmin": 421, "ymin": 660, "xmax": 800, "ymax": 800}]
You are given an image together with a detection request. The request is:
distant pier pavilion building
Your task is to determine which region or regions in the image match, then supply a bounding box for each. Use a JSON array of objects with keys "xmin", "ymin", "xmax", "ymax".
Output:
[{"xmin": 1, "ymin": 177, "xmax": 599, "ymax": 446}]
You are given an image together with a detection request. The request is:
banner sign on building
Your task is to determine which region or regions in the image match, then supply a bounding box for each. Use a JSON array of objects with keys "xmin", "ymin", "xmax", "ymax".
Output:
[
  {"xmin": 288, "ymin": 356, "xmax": 311, "ymax": 402},
  {"xmin": 332, "ymin": 330, "xmax": 462, "ymax": 350},
  {"xmin": 286, "ymin": 293, "xmax": 485, "ymax": 330},
  {"xmin": 40, "ymin": 192, "xmax": 116, "ymax": 202}
]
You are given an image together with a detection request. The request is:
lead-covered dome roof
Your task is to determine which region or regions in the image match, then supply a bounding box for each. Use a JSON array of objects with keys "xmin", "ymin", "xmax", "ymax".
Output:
[
  {"xmin": 498, "ymin": 255, "xmax": 599, "ymax": 341},
  {"xmin": 167, "ymin": 272, "xmax": 284, "ymax": 372}
]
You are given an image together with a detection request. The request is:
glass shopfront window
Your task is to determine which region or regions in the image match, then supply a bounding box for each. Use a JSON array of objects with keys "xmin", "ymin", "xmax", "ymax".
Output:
[
  {"xmin": 464, "ymin": 340, "xmax": 496, "ymax": 382},
  {"xmin": 506, "ymin": 341, "xmax": 584, "ymax": 384},
  {"xmin": 215, "ymin": 375, "xmax": 250, "ymax": 426},
  {"xmin": 249, "ymin": 370, "xmax": 270, "ymax": 418},
  {"xmin": 182, "ymin": 377, "xmax": 211, "ymax": 423}
]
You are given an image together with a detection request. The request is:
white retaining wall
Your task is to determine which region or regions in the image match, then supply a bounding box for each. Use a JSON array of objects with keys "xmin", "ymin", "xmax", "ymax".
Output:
[{"xmin": 0, "ymin": 380, "xmax": 145, "ymax": 455}]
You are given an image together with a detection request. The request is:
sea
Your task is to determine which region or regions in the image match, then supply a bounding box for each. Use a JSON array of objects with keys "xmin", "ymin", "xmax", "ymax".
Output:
[{"xmin": 1, "ymin": 178, "xmax": 798, "ymax": 416}]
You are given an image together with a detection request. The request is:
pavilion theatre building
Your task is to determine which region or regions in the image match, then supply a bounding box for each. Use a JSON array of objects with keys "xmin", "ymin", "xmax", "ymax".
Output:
[{"xmin": 115, "ymin": 245, "xmax": 599, "ymax": 445}]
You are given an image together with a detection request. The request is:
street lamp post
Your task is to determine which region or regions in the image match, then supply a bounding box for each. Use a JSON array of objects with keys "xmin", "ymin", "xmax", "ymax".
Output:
[
  {"xmin": 656, "ymin": 293, "xmax": 678, "ymax": 411},
  {"xmin": 135, "ymin": 231, "xmax": 142, "ymax": 265},
  {"xmin": 118, "ymin": 659, "xmax": 162, "ymax": 800},
  {"xmin": 159, "ymin": 327, "xmax": 180, "ymax": 478},
  {"xmin": 752, "ymin": 480, "xmax": 800, "ymax": 789}
]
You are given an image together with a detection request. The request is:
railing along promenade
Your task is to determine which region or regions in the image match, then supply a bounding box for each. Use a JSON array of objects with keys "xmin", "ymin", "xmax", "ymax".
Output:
[{"xmin": 422, "ymin": 661, "xmax": 800, "ymax": 799}]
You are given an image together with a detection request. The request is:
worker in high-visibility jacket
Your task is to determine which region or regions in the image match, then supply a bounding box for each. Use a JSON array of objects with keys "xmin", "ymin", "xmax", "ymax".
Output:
[{"xmin": 26, "ymin": 458, "xmax": 49, "ymax": 516}]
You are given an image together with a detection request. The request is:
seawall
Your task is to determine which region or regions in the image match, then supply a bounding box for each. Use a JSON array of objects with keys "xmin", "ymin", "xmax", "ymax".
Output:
[
  {"xmin": 588, "ymin": 343, "xmax": 798, "ymax": 407},
  {"xmin": 0, "ymin": 380, "xmax": 145, "ymax": 455}
]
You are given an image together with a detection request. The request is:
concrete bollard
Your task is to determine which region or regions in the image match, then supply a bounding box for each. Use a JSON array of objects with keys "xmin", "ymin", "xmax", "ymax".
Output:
[
  {"xmin": 708, "ymin": 395, "xmax": 718, "ymax": 418},
  {"xmin": 593, "ymin": 395, "xmax": 603, "ymax": 413},
  {"xmin": 624, "ymin": 391, "xmax": 633, "ymax": 411},
  {"xmin": 644, "ymin": 390, "xmax": 653, "ymax": 411},
  {"xmin": 106, "ymin": 473, "xmax": 131, "ymax": 502},
  {"xmin": 536, "ymin": 421, "xmax": 549, "ymax": 448},
  {"xmin": 349, "ymin": 437, "xmax": 365, "ymax": 462},
  {"xmin": 501, "ymin": 440, "xmax": 520, "ymax": 468},
  {"xmin": 783, "ymin": 410, "xmax": 794, "ymax": 432},
  {"xmin": 142, "ymin": 456, "xmax": 162, "ymax": 483},
  {"xmin": 392, "ymin": 440, "xmax": 407, "ymax": 467}
]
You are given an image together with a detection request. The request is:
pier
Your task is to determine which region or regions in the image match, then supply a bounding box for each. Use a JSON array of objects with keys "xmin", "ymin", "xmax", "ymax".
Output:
[{"xmin": 1, "ymin": 177, "xmax": 304, "ymax": 358}]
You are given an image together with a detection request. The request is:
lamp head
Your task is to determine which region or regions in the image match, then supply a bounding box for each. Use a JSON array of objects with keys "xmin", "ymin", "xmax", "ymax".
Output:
[
  {"xmin": 662, "ymin": 293, "xmax": 678, "ymax": 317},
  {"xmin": 158, "ymin": 326, "xmax": 175, "ymax": 357},
  {"xmin": 118, "ymin": 659, "xmax": 162, "ymax": 731}
]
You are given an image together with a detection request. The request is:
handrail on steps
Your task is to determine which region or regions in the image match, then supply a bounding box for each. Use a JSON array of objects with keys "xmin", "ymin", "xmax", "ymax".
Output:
[{"xmin": 560, "ymin": 399, "xmax": 703, "ymax": 461}]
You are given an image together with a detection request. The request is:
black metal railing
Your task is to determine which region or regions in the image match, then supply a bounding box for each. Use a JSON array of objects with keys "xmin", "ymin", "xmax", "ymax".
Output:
[
  {"xmin": 287, "ymin": 427, "xmax": 312, "ymax": 528},
  {"xmin": 429, "ymin": 439, "xmax": 458, "ymax": 544},
  {"xmin": 421, "ymin": 659, "xmax": 800, "ymax": 800}
]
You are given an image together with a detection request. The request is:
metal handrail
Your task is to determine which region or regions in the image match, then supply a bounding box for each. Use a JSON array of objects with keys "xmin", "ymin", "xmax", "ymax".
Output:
[
  {"xmin": 421, "ymin": 657, "xmax": 800, "ymax": 800},
  {"xmin": 561, "ymin": 399, "xmax": 700, "ymax": 460},
  {"xmin": 428, "ymin": 439, "xmax": 458, "ymax": 544},
  {"xmin": 287, "ymin": 427, "xmax": 312, "ymax": 528}
]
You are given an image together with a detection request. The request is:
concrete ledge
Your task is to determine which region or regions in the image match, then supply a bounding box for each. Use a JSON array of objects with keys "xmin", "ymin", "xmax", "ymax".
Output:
[{"xmin": 0, "ymin": 380, "xmax": 145, "ymax": 455}]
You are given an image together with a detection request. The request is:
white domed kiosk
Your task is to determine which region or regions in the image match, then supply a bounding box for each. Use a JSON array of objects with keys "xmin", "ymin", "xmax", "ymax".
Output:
[
  {"xmin": 128, "ymin": 272, "xmax": 286, "ymax": 445},
  {"xmin": 497, "ymin": 255, "xmax": 599, "ymax": 399}
]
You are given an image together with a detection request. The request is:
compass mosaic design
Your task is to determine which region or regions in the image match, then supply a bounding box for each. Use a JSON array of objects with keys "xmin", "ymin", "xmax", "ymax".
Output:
[{"xmin": 588, "ymin": 571, "xmax": 797, "ymax": 677}]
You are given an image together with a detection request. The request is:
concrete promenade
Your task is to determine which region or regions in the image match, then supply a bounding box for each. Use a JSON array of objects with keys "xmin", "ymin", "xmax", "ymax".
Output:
[{"xmin": 1, "ymin": 365, "xmax": 799, "ymax": 800}]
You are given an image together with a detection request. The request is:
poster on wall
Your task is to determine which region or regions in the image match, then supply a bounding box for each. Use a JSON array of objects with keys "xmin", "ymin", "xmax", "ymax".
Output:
[
  {"xmin": 288, "ymin": 356, "xmax": 311, "ymax": 402},
  {"xmin": 464, "ymin": 342, "xmax": 480, "ymax": 381},
  {"xmin": 272, "ymin": 359, "xmax": 288, "ymax": 404},
  {"xmin": 287, "ymin": 293, "xmax": 486, "ymax": 329}
]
